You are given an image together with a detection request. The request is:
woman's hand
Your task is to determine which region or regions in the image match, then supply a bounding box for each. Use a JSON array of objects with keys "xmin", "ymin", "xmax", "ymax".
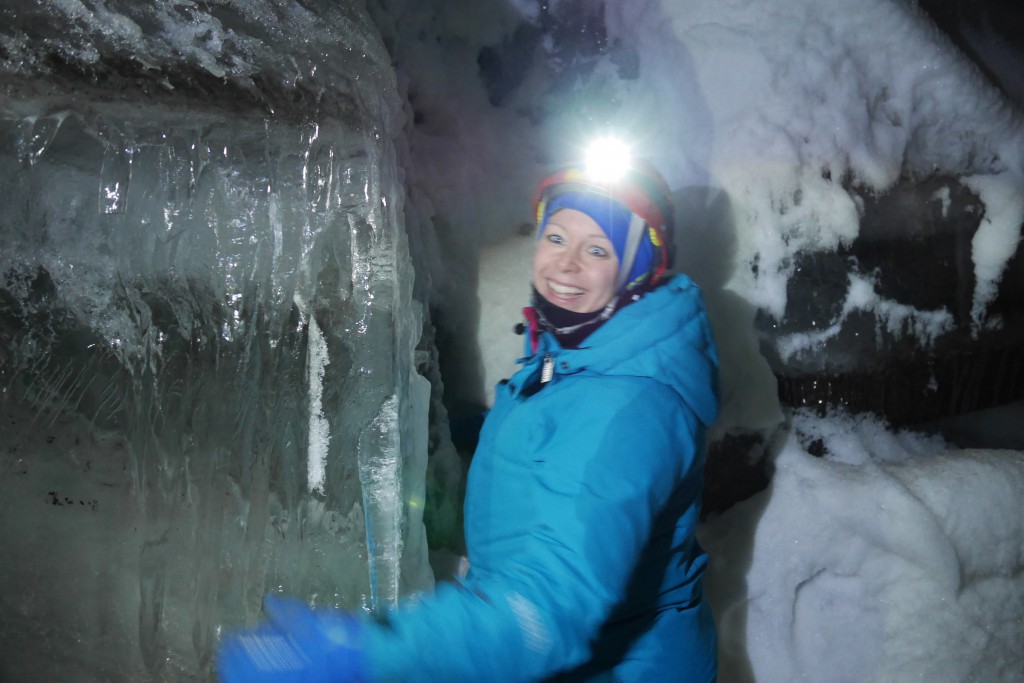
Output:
[{"xmin": 217, "ymin": 595, "xmax": 366, "ymax": 683}]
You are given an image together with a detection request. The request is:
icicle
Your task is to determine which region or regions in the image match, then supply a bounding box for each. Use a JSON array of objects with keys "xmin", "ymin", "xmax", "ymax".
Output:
[{"xmin": 358, "ymin": 394, "xmax": 403, "ymax": 612}]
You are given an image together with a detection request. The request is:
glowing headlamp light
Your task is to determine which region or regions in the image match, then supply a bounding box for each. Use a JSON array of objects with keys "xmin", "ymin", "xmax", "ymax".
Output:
[{"xmin": 584, "ymin": 136, "xmax": 632, "ymax": 182}]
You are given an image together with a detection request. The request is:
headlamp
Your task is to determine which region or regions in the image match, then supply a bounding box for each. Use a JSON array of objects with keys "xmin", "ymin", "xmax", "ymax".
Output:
[{"xmin": 584, "ymin": 136, "xmax": 632, "ymax": 182}]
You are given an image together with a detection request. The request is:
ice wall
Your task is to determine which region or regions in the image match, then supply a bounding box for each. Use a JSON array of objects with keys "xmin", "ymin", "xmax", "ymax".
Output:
[{"xmin": 0, "ymin": 1, "xmax": 431, "ymax": 680}]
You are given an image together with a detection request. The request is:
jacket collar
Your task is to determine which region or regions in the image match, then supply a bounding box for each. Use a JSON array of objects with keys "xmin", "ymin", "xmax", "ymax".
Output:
[{"xmin": 513, "ymin": 274, "xmax": 719, "ymax": 428}]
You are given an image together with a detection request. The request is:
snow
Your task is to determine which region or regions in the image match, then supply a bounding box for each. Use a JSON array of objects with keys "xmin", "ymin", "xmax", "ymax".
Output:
[
  {"xmin": 963, "ymin": 172, "xmax": 1024, "ymax": 329},
  {"xmin": 774, "ymin": 272, "xmax": 957, "ymax": 363},
  {"xmin": 306, "ymin": 316, "xmax": 331, "ymax": 495},
  {"xmin": 700, "ymin": 410, "xmax": 1024, "ymax": 682}
]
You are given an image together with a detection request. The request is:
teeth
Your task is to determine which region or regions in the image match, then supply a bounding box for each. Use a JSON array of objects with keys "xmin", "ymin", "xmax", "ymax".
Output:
[{"xmin": 550, "ymin": 282, "xmax": 583, "ymax": 296}]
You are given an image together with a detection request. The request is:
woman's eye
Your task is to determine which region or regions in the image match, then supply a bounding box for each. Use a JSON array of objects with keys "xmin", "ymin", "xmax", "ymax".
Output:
[
  {"xmin": 546, "ymin": 234, "xmax": 565, "ymax": 245},
  {"xmin": 588, "ymin": 245, "xmax": 609, "ymax": 258}
]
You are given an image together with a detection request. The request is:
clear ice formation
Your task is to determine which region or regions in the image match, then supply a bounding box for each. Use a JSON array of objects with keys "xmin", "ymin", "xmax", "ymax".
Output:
[{"xmin": 0, "ymin": 1, "xmax": 432, "ymax": 680}]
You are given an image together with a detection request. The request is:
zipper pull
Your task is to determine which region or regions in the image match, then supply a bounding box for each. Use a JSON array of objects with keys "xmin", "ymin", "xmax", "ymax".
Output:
[{"xmin": 541, "ymin": 353, "xmax": 554, "ymax": 384}]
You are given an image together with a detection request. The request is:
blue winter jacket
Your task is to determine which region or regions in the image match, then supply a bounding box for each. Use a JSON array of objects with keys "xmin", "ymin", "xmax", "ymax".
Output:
[{"xmin": 363, "ymin": 274, "xmax": 720, "ymax": 682}]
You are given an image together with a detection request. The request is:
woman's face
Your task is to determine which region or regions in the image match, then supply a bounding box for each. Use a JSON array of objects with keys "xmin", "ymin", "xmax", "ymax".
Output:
[{"xmin": 532, "ymin": 208, "xmax": 619, "ymax": 313}]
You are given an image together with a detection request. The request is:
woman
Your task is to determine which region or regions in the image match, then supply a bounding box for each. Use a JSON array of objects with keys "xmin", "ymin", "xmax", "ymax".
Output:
[{"xmin": 218, "ymin": 159, "xmax": 720, "ymax": 683}]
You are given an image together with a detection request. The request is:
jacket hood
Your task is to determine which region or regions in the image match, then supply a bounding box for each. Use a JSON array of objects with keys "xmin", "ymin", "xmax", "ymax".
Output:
[{"xmin": 532, "ymin": 273, "xmax": 720, "ymax": 428}]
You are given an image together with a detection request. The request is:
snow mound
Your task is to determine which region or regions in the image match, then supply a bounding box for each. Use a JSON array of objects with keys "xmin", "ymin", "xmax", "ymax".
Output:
[{"xmin": 702, "ymin": 426, "xmax": 1024, "ymax": 683}]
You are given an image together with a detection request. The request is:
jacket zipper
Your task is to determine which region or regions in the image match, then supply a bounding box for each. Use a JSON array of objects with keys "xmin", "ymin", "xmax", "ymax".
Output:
[{"xmin": 541, "ymin": 353, "xmax": 554, "ymax": 384}]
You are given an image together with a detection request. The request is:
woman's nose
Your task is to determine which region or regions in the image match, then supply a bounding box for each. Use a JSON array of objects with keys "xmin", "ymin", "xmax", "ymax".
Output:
[{"xmin": 557, "ymin": 248, "xmax": 581, "ymax": 271}]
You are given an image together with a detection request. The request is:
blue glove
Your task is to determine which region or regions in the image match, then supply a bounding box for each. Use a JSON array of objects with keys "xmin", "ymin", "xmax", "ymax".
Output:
[{"xmin": 217, "ymin": 595, "xmax": 367, "ymax": 683}]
